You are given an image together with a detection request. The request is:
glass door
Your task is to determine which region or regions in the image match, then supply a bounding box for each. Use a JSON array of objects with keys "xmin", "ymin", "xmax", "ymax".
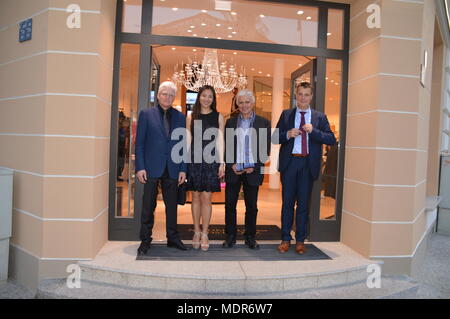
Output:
[
  {"xmin": 109, "ymin": 45, "xmax": 160, "ymax": 240},
  {"xmin": 290, "ymin": 58, "xmax": 342, "ymax": 242}
]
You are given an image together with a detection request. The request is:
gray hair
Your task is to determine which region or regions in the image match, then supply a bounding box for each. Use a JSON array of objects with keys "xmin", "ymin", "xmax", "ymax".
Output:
[
  {"xmin": 158, "ymin": 81, "xmax": 177, "ymax": 95},
  {"xmin": 236, "ymin": 89, "xmax": 255, "ymax": 104}
]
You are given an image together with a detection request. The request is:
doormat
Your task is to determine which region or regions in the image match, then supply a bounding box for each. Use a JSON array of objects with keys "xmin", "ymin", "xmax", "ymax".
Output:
[
  {"xmin": 136, "ymin": 244, "xmax": 331, "ymax": 261},
  {"xmin": 177, "ymin": 224, "xmax": 281, "ymax": 241}
]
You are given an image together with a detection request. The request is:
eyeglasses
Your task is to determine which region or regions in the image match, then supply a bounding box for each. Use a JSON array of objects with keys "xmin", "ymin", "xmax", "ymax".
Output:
[{"xmin": 159, "ymin": 92, "xmax": 175, "ymax": 98}]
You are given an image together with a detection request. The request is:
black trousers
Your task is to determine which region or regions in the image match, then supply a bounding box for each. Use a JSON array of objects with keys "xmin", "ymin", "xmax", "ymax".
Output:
[
  {"xmin": 139, "ymin": 168, "xmax": 179, "ymax": 243},
  {"xmin": 225, "ymin": 174, "xmax": 260, "ymax": 239}
]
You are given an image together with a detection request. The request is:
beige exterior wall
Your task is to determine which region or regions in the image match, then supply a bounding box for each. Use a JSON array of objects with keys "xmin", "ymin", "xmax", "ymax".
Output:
[
  {"xmin": 0, "ymin": 0, "xmax": 116, "ymax": 289},
  {"xmin": 342, "ymin": 0, "xmax": 439, "ymax": 274}
]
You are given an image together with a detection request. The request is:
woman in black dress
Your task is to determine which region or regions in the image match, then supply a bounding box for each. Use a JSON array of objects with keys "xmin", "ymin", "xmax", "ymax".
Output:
[{"xmin": 187, "ymin": 85, "xmax": 225, "ymax": 251}]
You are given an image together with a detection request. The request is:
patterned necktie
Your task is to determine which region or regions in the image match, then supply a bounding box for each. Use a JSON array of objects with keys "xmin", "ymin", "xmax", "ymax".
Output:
[{"xmin": 300, "ymin": 111, "xmax": 308, "ymax": 155}]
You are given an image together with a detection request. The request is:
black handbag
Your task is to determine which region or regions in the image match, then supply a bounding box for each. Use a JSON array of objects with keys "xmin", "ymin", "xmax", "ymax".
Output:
[{"xmin": 177, "ymin": 182, "xmax": 187, "ymax": 205}]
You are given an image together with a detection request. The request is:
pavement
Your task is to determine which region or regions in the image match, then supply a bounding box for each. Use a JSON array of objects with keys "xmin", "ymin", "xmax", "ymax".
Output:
[{"xmin": 1, "ymin": 232, "xmax": 449, "ymax": 299}]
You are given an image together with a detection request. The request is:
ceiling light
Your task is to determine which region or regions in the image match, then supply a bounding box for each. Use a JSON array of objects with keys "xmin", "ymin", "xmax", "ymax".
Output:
[
  {"xmin": 260, "ymin": 14, "xmax": 265, "ymax": 18},
  {"xmin": 172, "ymin": 8, "xmax": 178, "ymax": 11},
  {"xmin": 193, "ymin": 34, "xmax": 198, "ymax": 37},
  {"xmin": 297, "ymin": 10, "xmax": 304, "ymax": 15},
  {"xmin": 231, "ymin": 12, "xmax": 237, "ymax": 15},
  {"xmin": 327, "ymin": 32, "xmax": 332, "ymax": 36},
  {"xmin": 228, "ymin": 35, "xmax": 232, "ymax": 38},
  {"xmin": 217, "ymin": 37, "xmax": 222, "ymax": 39},
  {"xmin": 267, "ymin": 74, "xmax": 271, "ymax": 77},
  {"xmin": 232, "ymin": 31, "xmax": 237, "ymax": 34},
  {"xmin": 228, "ymin": 27, "xmax": 233, "ymax": 30},
  {"xmin": 193, "ymin": 49, "xmax": 197, "ymax": 52},
  {"xmin": 201, "ymin": 10, "xmax": 207, "ymax": 13},
  {"xmin": 306, "ymin": 16, "xmax": 311, "ymax": 20},
  {"xmin": 190, "ymin": 26, "xmax": 195, "ymax": 28},
  {"xmin": 201, "ymin": 23, "xmax": 207, "ymax": 26},
  {"xmin": 171, "ymin": 47, "xmax": 176, "ymax": 50},
  {"xmin": 233, "ymin": 52, "xmax": 237, "ymax": 55},
  {"xmin": 187, "ymin": 30, "xmax": 192, "ymax": 32},
  {"xmin": 258, "ymin": 71, "xmax": 262, "ymax": 74},
  {"xmin": 216, "ymin": 24, "xmax": 221, "ymax": 27}
]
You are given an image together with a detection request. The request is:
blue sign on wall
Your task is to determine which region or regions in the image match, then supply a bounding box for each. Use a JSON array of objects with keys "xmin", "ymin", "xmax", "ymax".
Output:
[{"xmin": 19, "ymin": 18, "xmax": 32, "ymax": 42}]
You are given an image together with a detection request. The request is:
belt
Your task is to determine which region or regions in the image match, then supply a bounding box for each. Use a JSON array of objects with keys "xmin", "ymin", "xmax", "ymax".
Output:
[{"xmin": 292, "ymin": 153, "xmax": 309, "ymax": 158}]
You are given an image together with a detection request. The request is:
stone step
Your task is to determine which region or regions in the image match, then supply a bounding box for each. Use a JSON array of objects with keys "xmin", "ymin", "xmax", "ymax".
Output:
[
  {"xmin": 78, "ymin": 262, "xmax": 371, "ymax": 294},
  {"xmin": 36, "ymin": 275, "xmax": 419, "ymax": 299}
]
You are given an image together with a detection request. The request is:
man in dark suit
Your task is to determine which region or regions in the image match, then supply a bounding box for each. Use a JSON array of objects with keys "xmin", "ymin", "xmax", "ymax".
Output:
[
  {"xmin": 274, "ymin": 82, "xmax": 336, "ymax": 254},
  {"xmin": 223, "ymin": 90, "xmax": 271, "ymax": 249},
  {"xmin": 135, "ymin": 81, "xmax": 188, "ymax": 254}
]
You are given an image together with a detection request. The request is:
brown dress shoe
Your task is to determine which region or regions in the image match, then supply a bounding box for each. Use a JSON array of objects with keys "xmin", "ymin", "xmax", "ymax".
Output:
[
  {"xmin": 277, "ymin": 241, "xmax": 290, "ymax": 253},
  {"xmin": 295, "ymin": 242, "xmax": 306, "ymax": 254}
]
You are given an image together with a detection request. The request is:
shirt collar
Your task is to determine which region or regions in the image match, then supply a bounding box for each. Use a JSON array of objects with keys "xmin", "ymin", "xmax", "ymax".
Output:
[
  {"xmin": 238, "ymin": 111, "xmax": 255, "ymax": 121},
  {"xmin": 296, "ymin": 106, "xmax": 311, "ymax": 114}
]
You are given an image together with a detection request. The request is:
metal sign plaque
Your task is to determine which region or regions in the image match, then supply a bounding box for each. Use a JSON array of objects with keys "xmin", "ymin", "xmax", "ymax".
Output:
[{"xmin": 19, "ymin": 18, "xmax": 32, "ymax": 42}]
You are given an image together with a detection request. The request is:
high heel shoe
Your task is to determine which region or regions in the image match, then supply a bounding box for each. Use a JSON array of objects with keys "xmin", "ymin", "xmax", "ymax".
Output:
[
  {"xmin": 200, "ymin": 232, "xmax": 209, "ymax": 251},
  {"xmin": 192, "ymin": 231, "xmax": 201, "ymax": 249}
]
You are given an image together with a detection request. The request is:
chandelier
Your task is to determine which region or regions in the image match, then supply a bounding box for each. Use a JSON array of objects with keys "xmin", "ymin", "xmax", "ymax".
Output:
[{"xmin": 172, "ymin": 49, "xmax": 247, "ymax": 93}]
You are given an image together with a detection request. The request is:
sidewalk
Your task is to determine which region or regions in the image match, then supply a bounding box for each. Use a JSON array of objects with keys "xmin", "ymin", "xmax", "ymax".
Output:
[{"xmin": 1, "ymin": 232, "xmax": 449, "ymax": 299}]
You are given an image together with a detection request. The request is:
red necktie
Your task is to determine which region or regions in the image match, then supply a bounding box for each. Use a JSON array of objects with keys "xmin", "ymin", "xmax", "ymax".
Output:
[{"xmin": 300, "ymin": 111, "xmax": 308, "ymax": 156}]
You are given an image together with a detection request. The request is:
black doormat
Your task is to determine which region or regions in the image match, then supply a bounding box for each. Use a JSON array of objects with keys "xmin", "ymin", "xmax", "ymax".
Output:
[
  {"xmin": 177, "ymin": 224, "xmax": 281, "ymax": 240},
  {"xmin": 136, "ymin": 244, "xmax": 331, "ymax": 261}
]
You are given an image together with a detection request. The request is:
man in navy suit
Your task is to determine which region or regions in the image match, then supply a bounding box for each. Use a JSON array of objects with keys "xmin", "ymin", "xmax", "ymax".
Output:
[
  {"xmin": 135, "ymin": 81, "xmax": 188, "ymax": 254},
  {"xmin": 274, "ymin": 82, "xmax": 336, "ymax": 254}
]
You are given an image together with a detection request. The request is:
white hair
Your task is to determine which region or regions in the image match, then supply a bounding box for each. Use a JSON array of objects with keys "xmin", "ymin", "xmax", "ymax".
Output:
[
  {"xmin": 158, "ymin": 81, "xmax": 177, "ymax": 95},
  {"xmin": 236, "ymin": 89, "xmax": 255, "ymax": 104}
]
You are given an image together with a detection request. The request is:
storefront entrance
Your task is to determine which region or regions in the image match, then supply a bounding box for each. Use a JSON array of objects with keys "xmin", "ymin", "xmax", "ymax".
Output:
[{"xmin": 108, "ymin": 0, "xmax": 350, "ymax": 242}]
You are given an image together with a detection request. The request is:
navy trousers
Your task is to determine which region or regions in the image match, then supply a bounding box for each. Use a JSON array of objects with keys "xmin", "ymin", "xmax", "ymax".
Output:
[{"xmin": 280, "ymin": 156, "xmax": 313, "ymax": 243}]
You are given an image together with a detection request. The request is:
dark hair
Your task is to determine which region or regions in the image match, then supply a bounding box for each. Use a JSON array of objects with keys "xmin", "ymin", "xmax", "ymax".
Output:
[
  {"xmin": 296, "ymin": 81, "xmax": 313, "ymax": 93},
  {"xmin": 191, "ymin": 85, "xmax": 217, "ymax": 132}
]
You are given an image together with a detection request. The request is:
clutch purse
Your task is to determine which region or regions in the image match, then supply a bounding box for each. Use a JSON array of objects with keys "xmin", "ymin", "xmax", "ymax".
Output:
[{"xmin": 177, "ymin": 182, "xmax": 187, "ymax": 205}]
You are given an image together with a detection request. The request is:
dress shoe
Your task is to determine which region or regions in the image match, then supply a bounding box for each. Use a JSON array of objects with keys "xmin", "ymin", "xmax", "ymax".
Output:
[
  {"xmin": 295, "ymin": 242, "xmax": 306, "ymax": 254},
  {"xmin": 277, "ymin": 241, "xmax": 290, "ymax": 253},
  {"xmin": 137, "ymin": 240, "xmax": 151, "ymax": 255},
  {"xmin": 222, "ymin": 236, "xmax": 236, "ymax": 248},
  {"xmin": 167, "ymin": 239, "xmax": 188, "ymax": 251},
  {"xmin": 244, "ymin": 237, "xmax": 260, "ymax": 249}
]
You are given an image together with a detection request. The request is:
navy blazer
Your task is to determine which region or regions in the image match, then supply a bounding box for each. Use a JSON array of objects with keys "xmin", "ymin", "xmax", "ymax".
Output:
[
  {"xmin": 273, "ymin": 108, "xmax": 336, "ymax": 181},
  {"xmin": 135, "ymin": 106, "xmax": 187, "ymax": 179}
]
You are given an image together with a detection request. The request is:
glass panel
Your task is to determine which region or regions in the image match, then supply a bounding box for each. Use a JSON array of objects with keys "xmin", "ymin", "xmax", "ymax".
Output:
[
  {"xmin": 122, "ymin": 0, "xmax": 142, "ymax": 33},
  {"xmin": 320, "ymin": 59, "xmax": 342, "ymax": 220},
  {"xmin": 152, "ymin": 0, "xmax": 318, "ymax": 47},
  {"xmin": 149, "ymin": 59, "xmax": 159, "ymax": 107},
  {"xmin": 116, "ymin": 43, "xmax": 140, "ymax": 218},
  {"xmin": 327, "ymin": 9, "xmax": 344, "ymax": 50}
]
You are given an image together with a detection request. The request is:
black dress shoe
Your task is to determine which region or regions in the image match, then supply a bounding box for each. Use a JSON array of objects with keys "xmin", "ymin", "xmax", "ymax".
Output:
[
  {"xmin": 222, "ymin": 236, "xmax": 236, "ymax": 248},
  {"xmin": 137, "ymin": 240, "xmax": 151, "ymax": 255},
  {"xmin": 245, "ymin": 237, "xmax": 260, "ymax": 249},
  {"xmin": 167, "ymin": 240, "xmax": 188, "ymax": 251}
]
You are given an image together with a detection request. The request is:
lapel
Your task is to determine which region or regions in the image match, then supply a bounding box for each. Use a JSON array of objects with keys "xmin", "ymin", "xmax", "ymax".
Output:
[
  {"xmin": 287, "ymin": 108, "xmax": 296, "ymax": 129},
  {"xmin": 310, "ymin": 109, "xmax": 319, "ymax": 130}
]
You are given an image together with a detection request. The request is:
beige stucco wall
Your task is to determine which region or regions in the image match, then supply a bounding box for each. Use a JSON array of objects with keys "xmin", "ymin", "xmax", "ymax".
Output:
[
  {"xmin": 0, "ymin": 0, "xmax": 116, "ymax": 289},
  {"xmin": 342, "ymin": 0, "xmax": 439, "ymax": 274}
]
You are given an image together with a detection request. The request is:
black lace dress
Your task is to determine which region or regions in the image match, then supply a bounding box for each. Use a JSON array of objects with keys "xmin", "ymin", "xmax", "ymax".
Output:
[{"xmin": 187, "ymin": 111, "xmax": 221, "ymax": 193}]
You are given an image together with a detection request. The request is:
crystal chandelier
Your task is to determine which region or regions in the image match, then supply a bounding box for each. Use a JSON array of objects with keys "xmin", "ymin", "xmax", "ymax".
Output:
[{"xmin": 172, "ymin": 49, "xmax": 247, "ymax": 93}]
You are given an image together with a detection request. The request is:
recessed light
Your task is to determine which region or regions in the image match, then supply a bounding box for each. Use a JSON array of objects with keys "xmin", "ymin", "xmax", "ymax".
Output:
[
  {"xmin": 193, "ymin": 49, "xmax": 197, "ymax": 52},
  {"xmin": 258, "ymin": 71, "xmax": 262, "ymax": 74},
  {"xmin": 187, "ymin": 30, "xmax": 192, "ymax": 32},
  {"xmin": 297, "ymin": 10, "xmax": 304, "ymax": 15},
  {"xmin": 228, "ymin": 27, "xmax": 233, "ymax": 30},
  {"xmin": 172, "ymin": 8, "xmax": 178, "ymax": 11},
  {"xmin": 327, "ymin": 32, "xmax": 332, "ymax": 36},
  {"xmin": 204, "ymin": 36, "xmax": 209, "ymax": 39},
  {"xmin": 217, "ymin": 37, "xmax": 222, "ymax": 40},
  {"xmin": 260, "ymin": 14, "xmax": 265, "ymax": 18},
  {"xmin": 267, "ymin": 74, "xmax": 271, "ymax": 77},
  {"xmin": 216, "ymin": 24, "xmax": 221, "ymax": 27},
  {"xmin": 228, "ymin": 35, "xmax": 232, "ymax": 38},
  {"xmin": 231, "ymin": 12, "xmax": 237, "ymax": 15},
  {"xmin": 201, "ymin": 23, "xmax": 207, "ymax": 26},
  {"xmin": 190, "ymin": 26, "xmax": 195, "ymax": 28},
  {"xmin": 232, "ymin": 31, "xmax": 237, "ymax": 34},
  {"xmin": 193, "ymin": 34, "xmax": 197, "ymax": 37},
  {"xmin": 298, "ymin": 64, "xmax": 302, "ymax": 66},
  {"xmin": 251, "ymin": 68, "xmax": 255, "ymax": 71},
  {"xmin": 171, "ymin": 47, "xmax": 176, "ymax": 50},
  {"xmin": 201, "ymin": 10, "xmax": 207, "ymax": 13},
  {"xmin": 233, "ymin": 52, "xmax": 237, "ymax": 55},
  {"xmin": 306, "ymin": 16, "xmax": 311, "ymax": 20}
]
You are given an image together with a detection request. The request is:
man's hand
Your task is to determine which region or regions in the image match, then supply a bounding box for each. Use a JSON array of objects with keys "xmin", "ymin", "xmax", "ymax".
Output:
[
  {"xmin": 244, "ymin": 167, "xmax": 254, "ymax": 174},
  {"xmin": 178, "ymin": 172, "xmax": 186, "ymax": 186},
  {"xmin": 136, "ymin": 169, "xmax": 147, "ymax": 184},
  {"xmin": 288, "ymin": 128, "xmax": 301, "ymax": 139},
  {"xmin": 232, "ymin": 164, "xmax": 244, "ymax": 175},
  {"xmin": 302, "ymin": 124, "xmax": 313, "ymax": 134}
]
